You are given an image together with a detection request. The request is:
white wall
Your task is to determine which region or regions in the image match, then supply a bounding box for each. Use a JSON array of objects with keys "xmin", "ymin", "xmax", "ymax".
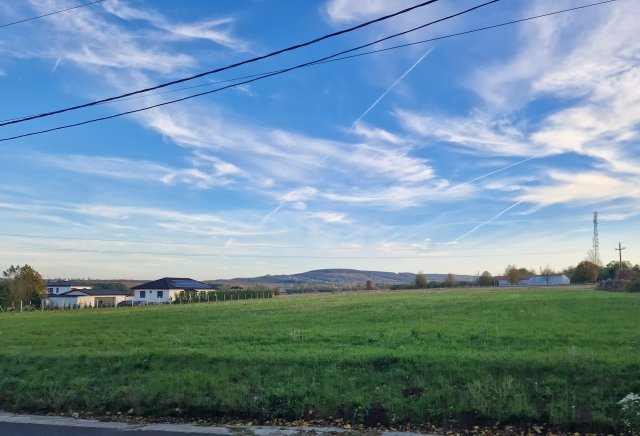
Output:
[
  {"xmin": 133, "ymin": 288, "xmax": 176, "ymax": 303},
  {"xmin": 47, "ymin": 294, "xmax": 127, "ymax": 308},
  {"xmin": 133, "ymin": 288, "xmax": 210, "ymax": 303},
  {"xmin": 47, "ymin": 285, "xmax": 92, "ymax": 295},
  {"xmin": 528, "ymin": 275, "xmax": 571, "ymax": 286},
  {"xmin": 47, "ymin": 295, "xmax": 92, "ymax": 308}
]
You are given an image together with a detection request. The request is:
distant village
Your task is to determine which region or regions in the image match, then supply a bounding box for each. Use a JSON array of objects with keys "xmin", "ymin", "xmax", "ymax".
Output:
[
  {"xmin": 3, "ymin": 255, "xmax": 640, "ymax": 311},
  {"xmin": 43, "ymin": 277, "xmax": 251, "ymax": 309},
  {"xmin": 42, "ymin": 271, "xmax": 571, "ymax": 309}
]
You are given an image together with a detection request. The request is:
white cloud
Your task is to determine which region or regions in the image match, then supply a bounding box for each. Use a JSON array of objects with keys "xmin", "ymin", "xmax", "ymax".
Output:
[
  {"xmin": 32, "ymin": 153, "xmax": 237, "ymax": 189},
  {"xmin": 307, "ymin": 212, "xmax": 351, "ymax": 224},
  {"xmin": 7, "ymin": 0, "xmax": 249, "ymax": 78},
  {"xmin": 396, "ymin": 109, "xmax": 533, "ymax": 157},
  {"xmin": 325, "ymin": 0, "xmax": 396, "ymax": 23},
  {"xmin": 322, "ymin": 181, "xmax": 463, "ymax": 208},
  {"xmin": 517, "ymin": 172, "xmax": 640, "ymax": 208},
  {"xmin": 141, "ymin": 105, "xmax": 441, "ymax": 196},
  {"xmin": 103, "ymin": 0, "xmax": 249, "ymax": 51},
  {"xmin": 351, "ymin": 122, "xmax": 403, "ymax": 144},
  {"xmin": 280, "ymin": 187, "xmax": 318, "ymax": 203},
  {"xmin": 393, "ymin": 1, "xmax": 640, "ymax": 215}
]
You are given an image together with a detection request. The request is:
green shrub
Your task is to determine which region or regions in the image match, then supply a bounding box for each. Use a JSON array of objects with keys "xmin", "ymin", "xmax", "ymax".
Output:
[{"xmin": 619, "ymin": 393, "xmax": 640, "ymax": 433}]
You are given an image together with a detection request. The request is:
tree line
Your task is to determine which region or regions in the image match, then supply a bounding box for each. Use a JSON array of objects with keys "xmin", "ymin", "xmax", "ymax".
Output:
[{"xmin": 410, "ymin": 259, "xmax": 640, "ymax": 292}]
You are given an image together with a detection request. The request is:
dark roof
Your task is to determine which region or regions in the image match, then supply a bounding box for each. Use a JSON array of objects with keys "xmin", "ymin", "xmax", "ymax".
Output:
[
  {"xmin": 496, "ymin": 275, "xmax": 534, "ymax": 281},
  {"xmin": 131, "ymin": 277, "xmax": 211, "ymax": 290},
  {"xmin": 49, "ymin": 289, "xmax": 130, "ymax": 297},
  {"xmin": 496, "ymin": 274, "xmax": 566, "ymax": 281},
  {"xmin": 46, "ymin": 281, "xmax": 91, "ymax": 287}
]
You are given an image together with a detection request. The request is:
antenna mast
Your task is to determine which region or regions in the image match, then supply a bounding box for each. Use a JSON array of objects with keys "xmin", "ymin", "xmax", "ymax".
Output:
[{"xmin": 592, "ymin": 211, "xmax": 600, "ymax": 266}]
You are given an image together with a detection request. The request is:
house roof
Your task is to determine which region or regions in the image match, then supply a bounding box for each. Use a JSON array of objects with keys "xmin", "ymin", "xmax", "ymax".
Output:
[
  {"xmin": 49, "ymin": 289, "xmax": 130, "ymax": 297},
  {"xmin": 46, "ymin": 281, "xmax": 91, "ymax": 287},
  {"xmin": 131, "ymin": 277, "xmax": 211, "ymax": 290},
  {"xmin": 496, "ymin": 274, "xmax": 566, "ymax": 281},
  {"xmin": 495, "ymin": 275, "xmax": 534, "ymax": 281}
]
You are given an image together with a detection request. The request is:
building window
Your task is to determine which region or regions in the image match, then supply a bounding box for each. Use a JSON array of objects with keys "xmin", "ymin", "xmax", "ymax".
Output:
[
  {"xmin": 140, "ymin": 291, "xmax": 146, "ymax": 298},
  {"xmin": 56, "ymin": 287, "xmax": 59, "ymax": 293},
  {"xmin": 157, "ymin": 291, "xmax": 164, "ymax": 298}
]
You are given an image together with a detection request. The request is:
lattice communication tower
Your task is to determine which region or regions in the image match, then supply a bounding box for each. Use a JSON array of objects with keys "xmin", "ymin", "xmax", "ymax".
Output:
[{"xmin": 592, "ymin": 211, "xmax": 600, "ymax": 266}]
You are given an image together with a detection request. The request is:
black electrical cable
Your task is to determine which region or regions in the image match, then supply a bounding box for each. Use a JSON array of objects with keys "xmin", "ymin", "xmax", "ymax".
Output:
[
  {"xmin": 0, "ymin": 0, "xmax": 442, "ymax": 127},
  {"xmin": 0, "ymin": 0, "xmax": 106, "ymax": 29},
  {"xmin": 0, "ymin": 0, "xmax": 502, "ymax": 142},
  {"xmin": 3, "ymin": 243, "xmax": 584, "ymax": 259},
  {"xmin": 0, "ymin": 0, "xmax": 617, "ymax": 125}
]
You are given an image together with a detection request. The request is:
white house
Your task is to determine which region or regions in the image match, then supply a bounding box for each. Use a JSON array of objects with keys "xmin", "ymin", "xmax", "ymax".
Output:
[
  {"xmin": 497, "ymin": 274, "xmax": 570, "ymax": 287},
  {"xmin": 131, "ymin": 277, "xmax": 212, "ymax": 304},
  {"xmin": 46, "ymin": 281, "xmax": 93, "ymax": 296},
  {"xmin": 47, "ymin": 289, "xmax": 129, "ymax": 308}
]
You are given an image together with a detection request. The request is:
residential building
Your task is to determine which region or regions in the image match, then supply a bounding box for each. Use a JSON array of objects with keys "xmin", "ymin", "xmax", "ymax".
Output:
[
  {"xmin": 131, "ymin": 277, "xmax": 212, "ymax": 304},
  {"xmin": 47, "ymin": 289, "xmax": 129, "ymax": 308},
  {"xmin": 46, "ymin": 281, "xmax": 92, "ymax": 296}
]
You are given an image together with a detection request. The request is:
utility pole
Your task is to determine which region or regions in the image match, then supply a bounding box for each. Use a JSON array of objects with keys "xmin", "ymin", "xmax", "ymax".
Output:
[{"xmin": 615, "ymin": 242, "xmax": 626, "ymax": 279}]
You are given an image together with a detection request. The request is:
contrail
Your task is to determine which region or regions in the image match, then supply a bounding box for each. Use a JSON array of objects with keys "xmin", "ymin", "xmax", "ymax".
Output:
[
  {"xmin": 350, "ymin": 45, "xmax": 435, "ymax": 131},
  {"xmin": 452, "ymin": 201, "xmax": 521, "ymax": 243},
  {"xmin": 259, "ymin": 202, "xmax": 284, "ymax": 225},
  {"xmin": 51, "ymin": 58, "xmax": 62, "ymax": 74},
  {"xmin": 447, "ymin": 155, "xmax": 538, "ymax": 191},
  {"xmin": 316, "ymin": 47, "xmax": 435, "ymax": 170}
]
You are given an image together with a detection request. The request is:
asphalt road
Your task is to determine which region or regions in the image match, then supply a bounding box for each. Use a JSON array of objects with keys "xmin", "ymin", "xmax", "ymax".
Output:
[
  {"xmin": 0, "ymin": 412, "xmax": 420, "ymax": 436},
  {"xmin": 0, "ymin": 421, "xmax": 220, "ymax": 435}
]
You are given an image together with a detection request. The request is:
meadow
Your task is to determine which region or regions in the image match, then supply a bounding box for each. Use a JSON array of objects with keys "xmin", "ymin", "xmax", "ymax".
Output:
[{"xmin": 0, "ymin": 288, "xmax": 638, "ymax": 432}]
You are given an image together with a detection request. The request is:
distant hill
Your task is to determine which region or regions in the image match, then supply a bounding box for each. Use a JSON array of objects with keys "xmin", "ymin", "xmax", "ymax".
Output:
[{"xmin": 211, "ymin": 269, "xmax": 476, "ymax": 287}]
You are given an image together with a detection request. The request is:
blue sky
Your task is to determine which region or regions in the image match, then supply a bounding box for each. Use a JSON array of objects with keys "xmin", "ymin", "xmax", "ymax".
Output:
[{"xmin": 0, "ymin": 0, "xmax": 638, "ymax": 280}]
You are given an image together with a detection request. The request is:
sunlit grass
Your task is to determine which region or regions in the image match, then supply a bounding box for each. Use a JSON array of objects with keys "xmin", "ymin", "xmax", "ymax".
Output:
[{"xmin": 0, "ymin": 288, "xmax": 638, "ymax": 431}]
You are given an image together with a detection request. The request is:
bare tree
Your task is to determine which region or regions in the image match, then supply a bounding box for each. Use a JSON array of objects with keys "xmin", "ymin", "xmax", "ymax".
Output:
[
  {"xmin": 415, "ymin": 271, "xmax": 428, "ymax": 289},
  {"xmin": 540, "ymin": 264, "xmax": 554, "ymax": 286},
  {"xmin": 444, "ymin": 273, "xmax": 455, "ymax": 288}
]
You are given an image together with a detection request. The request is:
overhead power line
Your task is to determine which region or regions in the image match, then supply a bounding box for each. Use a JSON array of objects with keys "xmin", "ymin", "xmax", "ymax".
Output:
[
  {"xmin": 0, "ymin": 0, "xmax": 503, "ymax": 142},
  {"xmin": 0, "ymin": 0, "xmax": 106, "ymax": 29},
  {"xmin": 0, "ymin": 0, "xmax": 618, "ymax": 126},
  {"xmin": 0, "ymin": 0, "xmax": 443, "ymax": 127},
  {"xmin": 0, "ymin": 232, "xmax": 582, "ymax": 252},
  {"xmin": 3, "ymin": 244, "xmax": 584, "ymax": 259}
]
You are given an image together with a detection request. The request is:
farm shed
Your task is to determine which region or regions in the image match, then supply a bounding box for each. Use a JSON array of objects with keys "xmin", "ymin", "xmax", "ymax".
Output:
[
  {"xmin": 527, "ymin": 274, "xmax": 571, "ymax": 286},
  {"xmin": 496, "ymin": 274, "xmax": 570, "ymax": 287}
]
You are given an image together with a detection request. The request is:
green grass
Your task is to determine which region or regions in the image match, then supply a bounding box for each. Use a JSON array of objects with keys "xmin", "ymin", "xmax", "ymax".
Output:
[{"xmin": 0, "ymin": 288, "xmax": 639, "ymax": 431}]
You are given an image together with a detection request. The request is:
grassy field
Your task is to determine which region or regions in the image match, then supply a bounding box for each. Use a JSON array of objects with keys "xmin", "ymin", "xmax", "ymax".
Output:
[{"xmin": 0, "ymin": 288, "xmax": 639, "ymax": 432}]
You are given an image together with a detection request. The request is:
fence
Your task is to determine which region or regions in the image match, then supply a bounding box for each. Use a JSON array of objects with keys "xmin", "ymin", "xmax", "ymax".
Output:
[
  {"xmin": 0, "ymin": 290, "xmax": 275, "ymax": 312},
  {"xmin": 172, "ymin": 289, "xmax": 273, "ymax": 304}
]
